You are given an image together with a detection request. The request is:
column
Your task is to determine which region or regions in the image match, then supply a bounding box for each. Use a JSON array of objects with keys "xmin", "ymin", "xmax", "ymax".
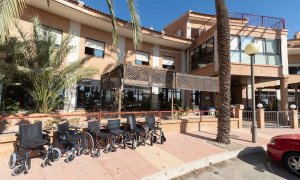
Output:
[
  {"xmin": 290, "ymin": 109, "xmax": 299, "ymax": 129},
  {"xmin": 151, "ymin": 45, "xmax": 160, "ymax": 110},
  {"xmin": 256, "ymin": 109, "xmax": 265, "ymax": 129},
  {"xmin": 295, "ymin": 85, "xmax": 299, "ymax": 110},
  {"xmin": 280, "ymin": 77, "xmax": 288, "ymax": 111},
  {"xmin": 117, "ymin": 36, "xmax": 125, "ymax": 62},
  {"xmin": 64, "ymin": 21, "xmax": 81, "ymax": 112},
  {"xmin": 181, "ymin": 49, "xmax": 186, "ymax": 108}
]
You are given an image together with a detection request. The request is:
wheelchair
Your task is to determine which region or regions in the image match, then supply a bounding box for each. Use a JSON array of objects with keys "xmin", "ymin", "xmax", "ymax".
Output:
[
  {"xmin": 107, "ymin": 119, "xmax": 133, "ymax": 150},
  {"xmin": 144, "ymin": 115, "xmax": 166, "ymax": 146},
  {"xmin": 125, "ymin": 115, "xmax": 147, "ymax": 148},
  {"xmin": 87, "ymin": 120, "xmax": 114, "ymax": 157},
  {"xmin": 8, "ymin": 122, "xmax": 61, "ymax": 176},
  {"xmin": 56, "ymin": 120, "xmax": 93, "ymax": 162}
]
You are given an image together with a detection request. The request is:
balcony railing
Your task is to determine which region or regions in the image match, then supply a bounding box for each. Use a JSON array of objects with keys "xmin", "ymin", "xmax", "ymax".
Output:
[{"xmin": 228, "ymin": 12, "xmax": 285, "ymax": 30}]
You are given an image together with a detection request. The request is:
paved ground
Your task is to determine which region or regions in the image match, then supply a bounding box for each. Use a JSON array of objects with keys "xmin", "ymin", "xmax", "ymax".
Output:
[
  {"xmin": 176, "ymin": 152, "xmax": 299, "ymax": 180},
  {"xmin": 0, "ymin": 128, "xmax": 299, "ymax": 180}
]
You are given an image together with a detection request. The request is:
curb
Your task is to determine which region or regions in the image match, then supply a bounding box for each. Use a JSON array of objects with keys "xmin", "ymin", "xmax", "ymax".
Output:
[{"xmin": 142, "ymin": 145, "xmax": 267, "ymax": 180}]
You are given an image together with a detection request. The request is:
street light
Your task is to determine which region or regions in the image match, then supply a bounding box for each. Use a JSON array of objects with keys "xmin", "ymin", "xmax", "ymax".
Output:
[{"xmin": 245, "ymin": 43, "xmax": 259, "ymax": 143}]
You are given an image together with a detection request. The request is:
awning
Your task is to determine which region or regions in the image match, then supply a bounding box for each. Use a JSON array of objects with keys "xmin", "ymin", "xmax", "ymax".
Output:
[{"xmin": 101, "ymin": 64, "xmax": 219, "ymax": 92}]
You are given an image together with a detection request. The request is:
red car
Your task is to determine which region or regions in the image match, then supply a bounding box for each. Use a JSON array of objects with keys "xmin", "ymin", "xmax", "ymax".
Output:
[{"xmin": 267, "ymin": 134, "xmax": 300, "ymax": 177}]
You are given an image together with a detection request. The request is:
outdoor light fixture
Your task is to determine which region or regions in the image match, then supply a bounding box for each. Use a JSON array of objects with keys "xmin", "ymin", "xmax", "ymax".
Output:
[
  {"xmin": 257, "ymin": 103, "xmax": 263, "ymax": 109},
  {"xmin": 245, "ymin": 43, "xmax": 259, "ymax": 143},
  {"xmin": 290, "ymin": 104, "xmax": 297, "ymax": 110}
]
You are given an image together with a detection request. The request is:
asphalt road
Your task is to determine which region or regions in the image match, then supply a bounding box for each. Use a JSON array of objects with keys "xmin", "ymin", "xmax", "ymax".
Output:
[{"xmin": 176, "ymin": 152, "xmax": 299, "ymax": 180}]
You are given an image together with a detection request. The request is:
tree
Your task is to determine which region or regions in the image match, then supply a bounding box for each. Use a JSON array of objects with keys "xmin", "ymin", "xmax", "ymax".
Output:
[
  {"xmin": 0, "ymin": 0, "xmax": 142, "ymax": 49},
  {"xmin": 215, "ymin": 0, "xmax": 231, "ymax": 144},
  {"xmin": 2, "ymin": 17, "xmax": 98, "ymax": 113}
]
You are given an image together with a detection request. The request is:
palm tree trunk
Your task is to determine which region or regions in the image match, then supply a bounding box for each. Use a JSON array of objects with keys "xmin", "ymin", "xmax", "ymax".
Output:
[{"xmin": 215, "ymin": 0, "xmax": 231, "ymax": 144}]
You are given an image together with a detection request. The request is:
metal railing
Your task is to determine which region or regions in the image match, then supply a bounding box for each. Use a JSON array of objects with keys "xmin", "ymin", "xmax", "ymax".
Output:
[
  {"xmin": 228, "ymin": 12, "xmax": 285, "ymax": 30},
  {"xmin": 264, "ymin": 111, "xmax": 291, "ymax": 128},
  {"xmin": 242, "ymin": 110, "xmax": 253, "ymax": 127}
]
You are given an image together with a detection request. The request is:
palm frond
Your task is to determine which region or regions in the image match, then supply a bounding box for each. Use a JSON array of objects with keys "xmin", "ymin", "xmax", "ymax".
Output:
[
  {"xmin": 127, "ymin": 0, "xmax": 142, "ymax": 50},
  {"xmin": 106, "ymin": 0, "xmax": 118, "ymax": 48},
  {"xmin": 0, "ymin": 0, "xmax": 28, "ymax": 45}
]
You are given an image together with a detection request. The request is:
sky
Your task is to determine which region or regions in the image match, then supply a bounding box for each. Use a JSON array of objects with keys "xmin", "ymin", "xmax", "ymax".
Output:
[{"xmin": 83, "ymin": 0, "xmax": 299, "ymax": 39}]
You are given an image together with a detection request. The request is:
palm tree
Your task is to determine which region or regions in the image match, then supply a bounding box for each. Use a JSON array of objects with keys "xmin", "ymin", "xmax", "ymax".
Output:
[
  {"xmin": 0, "ymin": 0, "xmax": 142, "ymax": 49},
  {"xmin": 2, "ymin": 17, "xmax": 98, "ymax": 113},
  {"xmin": 215, "ymin": 0, "xmax": 231, "ymax": 144}
]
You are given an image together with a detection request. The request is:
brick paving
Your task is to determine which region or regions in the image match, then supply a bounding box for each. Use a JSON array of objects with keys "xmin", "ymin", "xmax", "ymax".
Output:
[{"xmin": 0, "ymin": 128, "xmax": 299, "ymax": 180}]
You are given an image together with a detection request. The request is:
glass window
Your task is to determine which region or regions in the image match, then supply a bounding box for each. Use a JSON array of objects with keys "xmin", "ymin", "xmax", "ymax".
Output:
[
  {"xmin": 241, "ymin": 36, "xmax": 254, "ymax": 51},
  {"xmin": 85, "ymin": 39, "xmax": 105, "ymax": 58},
  {"xmin": 207, "ymin": 38, "xmax": 214, "ymax": 53},
  {"xmin": 230, "ymin": 36, "xmax": 239, "ymax": 51},
  {"xmin": 289, "ymin": 66, "xmax": 300, "ymax": 74},
  {"xmin": 135, "ymin": 51, "xmax": 149, "ymax": 65},
  {"xmin": 37, "ymin": 26, "xmax": 63, "ymax": 46},
  {"xmin": 162, "ymin": 56, "xmax": 175, "ymax": 69},
  {"xmin": 255, "ymin": 54, "xmax": 267, "ymax": 65},
  {"xmin": 265, "ymin": 39, "xmax": 277, "ymax": 54},
  {"xmin": 268, "ymin": 55, "xmax": 281, "ymax": 65},
  {"xmin": 255, "ymin": 38, "xmax": 264, "ymax": 53},
  {"xmin": 230, "ymin": 51, "xmax": 240, "ymax": 63},
  {"xmin": 241, "ymin": 52, "xmax": 251, "ymax": 64}
]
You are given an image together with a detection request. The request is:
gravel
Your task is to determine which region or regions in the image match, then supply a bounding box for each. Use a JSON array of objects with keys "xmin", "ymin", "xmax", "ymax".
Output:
[{"xmin": 206, "ymin": 140, "xmax": 247, "ymax": 151}]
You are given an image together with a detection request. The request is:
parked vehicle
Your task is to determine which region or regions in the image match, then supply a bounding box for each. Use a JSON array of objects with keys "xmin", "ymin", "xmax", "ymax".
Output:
[{"xmin": 267, "ymin": 134, "xmax": 300, "ymax": 177}]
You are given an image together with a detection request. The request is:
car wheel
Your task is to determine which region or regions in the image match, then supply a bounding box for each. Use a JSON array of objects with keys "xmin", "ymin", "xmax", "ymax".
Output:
[{"xmin": 283, "ymin": 152, "xmax": 300, "ymax": 177}]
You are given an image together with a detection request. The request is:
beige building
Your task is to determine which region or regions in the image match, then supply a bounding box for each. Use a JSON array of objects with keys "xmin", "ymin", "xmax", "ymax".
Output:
[{"xmin": 0, "ymin": 0, "xmax": 292, "ymax": 112}]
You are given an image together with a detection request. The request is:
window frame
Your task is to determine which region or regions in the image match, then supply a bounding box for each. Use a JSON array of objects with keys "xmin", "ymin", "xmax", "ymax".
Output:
[
  {"xmin": 84, "ymin": 38, "xmax": 105, "ymax": 58},
  {"xmin": 162, "ymin": 56, "xmax": 175, "ymax": 69},
  {"xmin": 135, "ymin": 51, "xmax": 150, "ymax": 66}
]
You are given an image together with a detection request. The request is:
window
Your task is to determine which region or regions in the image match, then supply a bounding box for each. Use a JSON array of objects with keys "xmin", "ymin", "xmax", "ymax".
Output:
[
  {"xmin": 162, "ymin": 56, "xmax": 175, "ymax": 69},
  {"xmin": 189, "ymin": 37, "xmax": 214, "ymax": 71},
  {"xmin": 230, "ymin": 35, "xmax": 281, "ymax": 65},
  {"xmin": 85, "ymin": 39, "xmax": 105, "ymax": 58},
  {"xmin": 135, "ymin": 51, "xmax": 149, "ymax": 65},
  {"xmin": 289, "ymin": 66, "xmax": 300, "ymax": 74},
  {"xmin": 37, "ymin": 26, "xmax": 63, "ymax": 46}
]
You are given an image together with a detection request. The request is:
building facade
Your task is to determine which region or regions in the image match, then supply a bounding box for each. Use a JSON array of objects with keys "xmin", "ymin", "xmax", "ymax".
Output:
[{"xmin": 0, "ymin": 0, "xmax": 292, "ymax": 112}]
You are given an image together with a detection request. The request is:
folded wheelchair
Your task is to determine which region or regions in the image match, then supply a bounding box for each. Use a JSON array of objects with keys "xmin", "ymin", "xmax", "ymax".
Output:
[
  {"xmin": 144, "ymin": 115, "xmax": 166, "ymax": 146},
  {"xmin": 8, "ymin": 122, "xmax": 61, "ymax": 176},
  {"xmin": 56, "ymin": 120, "xmax": 93, "ymax": 162},
  {"xmin": 87, "ymin": 120, "xmax": 114, "ymax": 157},
  {"xmin": 107, "ymin": 119, "xmax": 133, "ymax": 150},
  {"xmin": 124, "ymin": 115, "xmax": 147, "ymax": 148}
]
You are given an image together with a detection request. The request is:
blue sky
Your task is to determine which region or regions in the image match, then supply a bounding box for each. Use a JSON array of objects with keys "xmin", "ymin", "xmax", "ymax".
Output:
[{"xmin": 83, "ymin": 0, "xmax": 299, "ymax": 39}]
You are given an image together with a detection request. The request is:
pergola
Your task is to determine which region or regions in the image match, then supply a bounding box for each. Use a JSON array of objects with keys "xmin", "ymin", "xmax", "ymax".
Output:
[
  {"xmin": 101, "ymin": 64, "xmax": 219, "ymax": 112},
  {"xmin": 101, "ymin": 64, "xmax": 219, "ymax": 91}
]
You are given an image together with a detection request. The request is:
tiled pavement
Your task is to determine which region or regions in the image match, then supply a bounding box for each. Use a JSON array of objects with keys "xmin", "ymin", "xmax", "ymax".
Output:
[{"xmin": 0, "ymin": 128, "xmax": 299, "ymax": 180}]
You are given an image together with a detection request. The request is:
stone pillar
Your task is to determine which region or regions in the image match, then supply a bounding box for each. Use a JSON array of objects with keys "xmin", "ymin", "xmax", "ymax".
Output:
[
  {"xmin": 280, "ymin": 77, "xmax": 289, "ymax": 111},
  {"xmin": 291, "ymin": 110, "xmax": 299, "ymax": 129},
  {"xmin": 235, "ymin": 105, "xmax": 244, "ymax": 129},
  {"xmin": 256, "ymin": 109, "xmax": 265, "ymax": 129},
  {"xmin": 64, "ymin": 85, "xmax": 77, "ymax": 112}
]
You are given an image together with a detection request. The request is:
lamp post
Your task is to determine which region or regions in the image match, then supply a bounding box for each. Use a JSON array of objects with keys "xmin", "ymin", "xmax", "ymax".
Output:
[{"xmin": 245, "ymin": 43, "xmax": 259, "ymax": 143}]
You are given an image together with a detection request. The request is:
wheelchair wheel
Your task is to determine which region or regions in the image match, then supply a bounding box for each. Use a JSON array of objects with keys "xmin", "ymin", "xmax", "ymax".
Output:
[
  {"xmin": 25, "ymin": 157, "xmax": 31, "ymax": 170},
  {"xmin": 132, "ymin": 139, "xmax": 137, "ymax": 150},
  {"xmin": 82, "ymin": 132, "xmax": 94, "ymax": 155},
  {"xmin": 41, "ymin": 157, "xmax": 50, "ymax": 167},
  {"xmin": 76, "ymin": 148, "xmax": 84, "ymax": 156},
  {"xmin": 160, "ymin": 136, "xmax": 165, "ymax": 144},
  {"xmin": 8, "ymin": 153, "xmax": 17, "ymax": 169},
  {"xmin": 51, "ymin": 148, "xmax": 61, "ymax": 161},
  {"xmin": 93, "ymin": 149, "xmax": 101, "ymax": 158},
  {"xmin": 65, "ymin": 152, "xmax": 75, "ymax": 163},
  {"xmin": 12, "ymin": 164, "xmax": 26, "ymax": 176},
  {"xmin": 106, "ymin": 144, "xmax": 113, "ymax": 153}
]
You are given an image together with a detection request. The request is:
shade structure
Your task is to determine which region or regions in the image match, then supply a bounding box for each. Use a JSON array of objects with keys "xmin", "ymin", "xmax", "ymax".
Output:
[{"xmin": 101, "ymin": 64, "xmax": 219, "ymax": 92}]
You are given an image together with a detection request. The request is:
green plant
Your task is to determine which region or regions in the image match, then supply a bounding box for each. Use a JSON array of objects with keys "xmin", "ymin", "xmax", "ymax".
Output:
[
  {"xmin": 1, "ymin": 99, "xmax": 20, "ymax": 114},
  {"xmin": 2, "ymin": 17, "xmax": 98, "ymax": 113}
]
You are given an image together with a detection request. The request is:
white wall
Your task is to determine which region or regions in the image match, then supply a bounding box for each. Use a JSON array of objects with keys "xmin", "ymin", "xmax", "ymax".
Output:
[
  {"xmin": 64, "ymin": 21, "xmax": 81, "ymax": 112},
  {"xmin": 281, "ymin": 35, "xmax": 289, "ymax": 76}
]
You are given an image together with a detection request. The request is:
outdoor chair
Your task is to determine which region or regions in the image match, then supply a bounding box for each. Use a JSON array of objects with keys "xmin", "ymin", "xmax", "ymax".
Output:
[
  {"xmin": 56, "ymin": 120, "xmax": 93, "ymax": 162},
  {"xmin": 144, "ymin": 115, "xmax": 166, "ymax": 146},
  {"xmin": 8, "ymin": 122, "xmax": 61, "ymax": 176},
  {"xmin": 126, "ymin": 115, "xmax": 146, "ymax": 149},
  {"xmin": 87, "ymin": 120, "xmax": 114, "ymax": 157},
  {"xmin": 107, "ymin": 119, "xmax": 132, "ymax": 149}
]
